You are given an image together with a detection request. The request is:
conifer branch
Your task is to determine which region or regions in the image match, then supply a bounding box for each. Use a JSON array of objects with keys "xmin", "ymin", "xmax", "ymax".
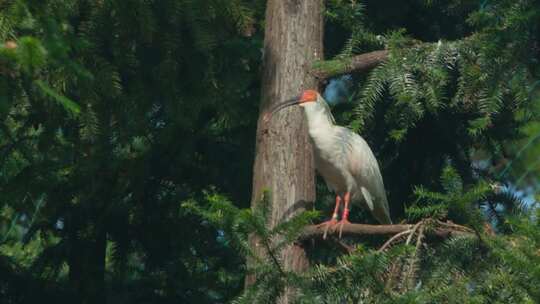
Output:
[
  {"xmin": 261, "ymin": 236, "xmax": 287, "ymax": 278},
  {"xmin": 311, "ymin": 50, "xmax": 389, "ymax": 79}
]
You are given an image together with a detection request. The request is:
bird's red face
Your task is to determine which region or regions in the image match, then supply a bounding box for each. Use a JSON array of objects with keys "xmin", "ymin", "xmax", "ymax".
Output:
[
  {"xmin": 299, "ymin": 90, "xmax": 318, "ymax": 104},
  {"xmin": 263, "ymin": 89, "xmax": 319, "ymax": 122}
]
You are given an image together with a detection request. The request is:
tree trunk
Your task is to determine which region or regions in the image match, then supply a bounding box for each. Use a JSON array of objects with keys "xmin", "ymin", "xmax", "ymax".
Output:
[{"xmin": 248, "ymin": 0, "xmax": 323, "ymax": 302}]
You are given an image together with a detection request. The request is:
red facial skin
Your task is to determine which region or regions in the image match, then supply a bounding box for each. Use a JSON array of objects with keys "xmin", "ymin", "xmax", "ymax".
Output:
[
  {"xmin": 263, "ymin": 90, "xmax": 318, "ymax": 123},
  {"xmin": 300, "ymin": 90, "xmax": 318, "ymax": 103}
]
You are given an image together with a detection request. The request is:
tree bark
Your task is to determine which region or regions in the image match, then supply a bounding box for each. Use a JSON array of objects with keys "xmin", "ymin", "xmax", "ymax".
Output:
[{"xmin": 248, "ymin": 0, "xmax": 323, "ymax": 302}]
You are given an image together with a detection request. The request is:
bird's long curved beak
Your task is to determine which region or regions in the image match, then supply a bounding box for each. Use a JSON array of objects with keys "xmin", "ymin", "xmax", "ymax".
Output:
[{"xmin": 263, "ymin": 96, "xmax": 300, "ymax": 122}]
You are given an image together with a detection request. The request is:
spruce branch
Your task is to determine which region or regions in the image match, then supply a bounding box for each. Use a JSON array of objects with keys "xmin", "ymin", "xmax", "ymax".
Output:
[
  {"xmin": 261, "ymin": 234, "xmax": 287, "ymax": 278},
  {"xmin": 311, "ymin": 50, "xmax": 389, "ymax": 79}
]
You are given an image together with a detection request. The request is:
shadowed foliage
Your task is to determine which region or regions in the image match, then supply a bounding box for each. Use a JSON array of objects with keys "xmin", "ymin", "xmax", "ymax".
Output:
[{"xmin": 0, "ymin": 0, "xmax": 539, "ymax": 303}]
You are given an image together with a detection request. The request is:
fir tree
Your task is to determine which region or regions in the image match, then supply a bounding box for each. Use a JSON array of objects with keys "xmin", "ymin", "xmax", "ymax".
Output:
[{"xmin": 0, "ymin": 0, "xmax": 538, "ymax": 303}]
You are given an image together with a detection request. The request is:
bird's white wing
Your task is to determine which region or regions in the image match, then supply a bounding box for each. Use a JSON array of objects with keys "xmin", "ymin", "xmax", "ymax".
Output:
[
  {"xmin": 337, "ymin": 127, "xmax": 392, "ymax": 224},
  {"xmin": 360, "ymin": 186, "xmax": 374, "ymax": 211}
]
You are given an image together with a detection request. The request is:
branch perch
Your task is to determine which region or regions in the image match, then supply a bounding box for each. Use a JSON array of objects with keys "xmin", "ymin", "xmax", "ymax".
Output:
[
  {"xmin": 300, "ymin": 220, "xmax": 473, "ymax": 241},
  {"xmin": 311, "ymin": 50, "xmax": 389, "ymax": 80}
]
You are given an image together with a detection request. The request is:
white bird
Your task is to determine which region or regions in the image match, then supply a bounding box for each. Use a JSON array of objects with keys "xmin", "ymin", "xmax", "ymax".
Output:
[{"xmin": 265, "ymin": 89, "xmax": 391, "ymax": 238}]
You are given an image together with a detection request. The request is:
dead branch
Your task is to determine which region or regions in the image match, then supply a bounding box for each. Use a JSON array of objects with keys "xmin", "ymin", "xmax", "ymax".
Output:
[
  {"xmin": 378, "ymin": 229, "xmax": 413, "ymax": 252},
  {"xmin": 300, "ymin": 220, "xmax": 473, "ymax": 241},
  {"xmin": 302, "ymin": 219, "xmax": 475, "ymax": 294},
  {"xmin": 406, "ymin": 221, "xmax": 423, "ymax": 245}
]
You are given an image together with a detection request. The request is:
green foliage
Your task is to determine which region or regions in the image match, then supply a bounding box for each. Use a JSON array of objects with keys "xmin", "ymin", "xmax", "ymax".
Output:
[
  {"xmin": 200, "ymin": 183, "xmax": 539, "ymax": 303},
  {"xmin": 16, "ymin": 36, "xmax": 47, "ymax": 73},
  {"xmin": 184, "ymin": 190, "xmax": 320, "ymax": 304},
  {"xmin": 0, "ymin": 0, "xmax": 262, "ymax": 303},
  {"xmin": 407, "ymin": 164, "xmax": 489, "ymax": 230},
  {"xmin": 0, "ymin": 0, "xmax": 539, "ymax": 303},
  {"xmin": 503, "ymin": 95, "xmax": 540, "ymax": 190},
  {"xmin": 273, "ymin": 0, "xmax": 540, "ymax": 302},
  {"xmin": 353, "ymin": 33, "xmax": 534, "ymax": 139},
  {"xmin": 321, "ymin": 0, "xmax": 540, "ymax": 224},
  {"xmin": 35, "ymin": 80, "xmax": 80, "ymax": 115}
]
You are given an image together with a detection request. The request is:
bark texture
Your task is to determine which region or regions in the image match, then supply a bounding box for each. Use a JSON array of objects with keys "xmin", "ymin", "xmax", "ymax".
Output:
[{"xmin": 248, "ymin": 0, "xmax": 324, "ymax": 302}]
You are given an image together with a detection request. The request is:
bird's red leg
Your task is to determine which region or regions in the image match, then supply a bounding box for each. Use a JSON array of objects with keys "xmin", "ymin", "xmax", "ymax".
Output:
[
  {"xmin": 317, "ymin": 195, "xmax": 341, "ymax": 239},
  {"xmin": 338, "ymin": 192, "xmax": 351, "ymax": 238}
]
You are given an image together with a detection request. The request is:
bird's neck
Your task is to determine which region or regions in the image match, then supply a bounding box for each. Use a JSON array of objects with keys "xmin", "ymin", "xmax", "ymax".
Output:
[{"xmin": 303, "ymin": 102, "xmax": 335, "ymax": 138}]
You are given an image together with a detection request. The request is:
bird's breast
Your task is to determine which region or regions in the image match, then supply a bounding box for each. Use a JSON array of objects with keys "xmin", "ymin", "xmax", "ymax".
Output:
[
  {"xmin": 315, "ymin": 154, "xmax": 348, "ymax": 194},
  {"xmin": 310, "ymin": 128, "xmax": 353, "ymax": 194}
]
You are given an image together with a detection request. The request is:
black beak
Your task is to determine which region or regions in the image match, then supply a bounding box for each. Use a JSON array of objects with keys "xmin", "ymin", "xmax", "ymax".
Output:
[{"xmin": 263, "ymin": 96, "xmax": 300, "ymax": 122}]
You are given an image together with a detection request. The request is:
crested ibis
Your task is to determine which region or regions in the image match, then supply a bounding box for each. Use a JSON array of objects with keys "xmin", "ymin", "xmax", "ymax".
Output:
[{"xmin": 265, "ymin": 90, "xmax": 392, "ymax": 238}]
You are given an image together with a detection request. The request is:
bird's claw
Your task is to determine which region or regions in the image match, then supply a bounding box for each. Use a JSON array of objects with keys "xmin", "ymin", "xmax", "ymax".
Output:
[
  {"xmin": 337, "ymin": 219, "xmax": 351, "ymax": 238},
  {"xmin": 317, "ymin": 219, "xmax": 338, "ymax": 239}
]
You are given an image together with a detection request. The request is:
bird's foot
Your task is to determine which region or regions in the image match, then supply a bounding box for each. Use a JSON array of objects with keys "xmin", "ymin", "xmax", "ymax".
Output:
[
  {"xmin": 336, "ymin": 219, "xmax": 351, "ymax": 238},
  {"xmin": 317, "ymin": 219, "xmax": 338, "ymax": 239}
]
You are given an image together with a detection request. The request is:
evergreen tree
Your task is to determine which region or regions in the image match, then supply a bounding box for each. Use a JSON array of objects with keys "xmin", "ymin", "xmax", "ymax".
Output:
[
  {"xmin": 1, "ymin": 0, "xmax": 262, "ymax": 303},
  {"xmin": 0, "ymin": 0, "xmax": 538, "ymax": 303},
  {"xmin": 221, "ymin": 0, "xmax": 540, "ymax": 302}
]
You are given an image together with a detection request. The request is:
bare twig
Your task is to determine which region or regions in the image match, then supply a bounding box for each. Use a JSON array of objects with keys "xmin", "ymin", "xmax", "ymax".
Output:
[
  {"xmin": 383, "ymin": 221, "xmax": 427, "ymax": 291},
  {"xmin": 414, "ymin": 225, "xmax": 425, "ymax": 252},
  {"xmin": 378, "ymin": 229, "xmax": 413, "ymax": 252},
  {"xmin": 436, "ymin": 220, "xmax": 475, "ymax": 233},
  {"xmin": 405, "ymin": 224, "xmax": 425, "ymax": 290},
  {"xmin": 405, "ymin": 221, "xmax": 423, "ymax": 245}
]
